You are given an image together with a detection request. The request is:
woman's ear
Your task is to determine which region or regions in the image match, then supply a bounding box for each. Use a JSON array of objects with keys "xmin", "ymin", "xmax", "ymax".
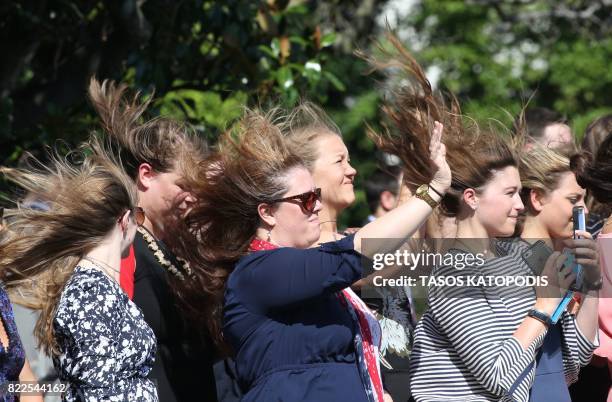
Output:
[
  {"xmin": 529, "ymin": 189, "xmax": 546, "ymax": 212},
  {"xmin": 137, "ymin": 163, "xmax": 155, "ymax": 190},
  {"xmin": 119, "ymin": 210, "xmax": 131, "ymax": 233},
  {"xmin": 257, "ymin": 203, "xmax": 276, "ymax": 228},
  {"xmin": 462, "ymin": 188, "xmax": 479, "ymax": 210}
]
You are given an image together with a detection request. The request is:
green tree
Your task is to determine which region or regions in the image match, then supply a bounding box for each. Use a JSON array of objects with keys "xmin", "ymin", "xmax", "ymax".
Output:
[{"xmin": 395, "ymin": 0, "xmax": 612, "ymax": 136}]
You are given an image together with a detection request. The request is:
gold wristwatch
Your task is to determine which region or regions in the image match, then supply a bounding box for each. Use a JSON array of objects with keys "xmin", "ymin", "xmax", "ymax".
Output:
[{"xmin": 415, "ymin": 184, "xmax": 440, "ymax": 208}]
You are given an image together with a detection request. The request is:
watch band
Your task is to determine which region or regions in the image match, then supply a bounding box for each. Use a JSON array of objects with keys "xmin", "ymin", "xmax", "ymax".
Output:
[
  {"xmin": 527, "ymin": 308, "xmax": 552, "ymax": 327},
  {"xmin": 429, "ymin": 185, "xmax": 444, "ymax": 198},
  {"xmin": 415, "ymin": 184, "xmax": 439, "ymax": 209}
]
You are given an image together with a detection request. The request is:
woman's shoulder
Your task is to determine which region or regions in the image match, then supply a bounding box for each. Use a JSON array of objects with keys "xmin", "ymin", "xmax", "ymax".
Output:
[{"xmin": 57, "ymin": 265, "xmax": 123, "ymax": 317}]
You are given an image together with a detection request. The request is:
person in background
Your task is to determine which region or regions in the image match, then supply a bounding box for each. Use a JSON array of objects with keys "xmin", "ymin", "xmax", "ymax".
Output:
[
  {"xmin": 87, "ymin": 79, "xmax": 218, "ymax": 402},
  {"xmin": 364, "ymin": 165, "xmax": 403, "ymax": 224},
  {"xmin": 573, "ymin": 126, "xmax": 612, "ymax": 401},
  {"xmin": 361, "ymin": 163, "xmax": 418, "ymax": 402},
  {"xmin": 581, "ymin": 115, "xmax": 612, "ymax": 238},
  {"xmin": 515, "ymin": 107, "xmax": 573, "ymax": 150},
  {"xmin": 0, "ymin": 142, "xmax": 156, "ymax": 401},
  {"xmin": 8, "ymin": 196, "xmax": 61, "ymax": 402}
]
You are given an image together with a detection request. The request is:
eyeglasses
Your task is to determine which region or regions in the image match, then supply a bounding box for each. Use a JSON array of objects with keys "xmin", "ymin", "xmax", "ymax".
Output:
[{"xmin": 270, "ymin": 188, "xmax": 321, "ymax": 214}]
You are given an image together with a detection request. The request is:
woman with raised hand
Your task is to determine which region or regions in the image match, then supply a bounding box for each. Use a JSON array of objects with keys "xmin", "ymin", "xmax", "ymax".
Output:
[
  {"xmin": 87, "ymin": 79, "xmax": 218, "ymax": 402},
  {"xmin": 0, "ymin": 143, "xmax": 157, "ymax": 401},
  {"xmin": 516, "ymin": 144, "xmax": 599, "ymax": 401},
  {"xmin": 167, "ymin": 106, "xmax": 450, "ymax": 402},
  {"xmin": 364, "ymin": 34, "xmax": 597, "ymax": 402}
]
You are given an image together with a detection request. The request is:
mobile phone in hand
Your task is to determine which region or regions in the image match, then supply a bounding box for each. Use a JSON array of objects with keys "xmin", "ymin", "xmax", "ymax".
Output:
[{"xmin": 550, "ymin": 206, "xmax": 587, "ymax": 323}]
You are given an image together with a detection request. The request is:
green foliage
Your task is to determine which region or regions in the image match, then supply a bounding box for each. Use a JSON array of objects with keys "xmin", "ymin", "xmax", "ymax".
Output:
[
  {"xmin": 402, "ymin": 0, "xmax": 612, "ymax": 134},
  {"xmin": 2, "ymin": 0, "xmax": 611, "ymax": 227}
]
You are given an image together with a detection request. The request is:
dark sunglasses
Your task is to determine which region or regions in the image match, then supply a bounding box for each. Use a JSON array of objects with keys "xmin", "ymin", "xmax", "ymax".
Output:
[
  {"xmin": 270, "ymin": 188, "xmax": 321, "ymax": 214},
  {"xmin": 119, "ymin": 207, "xmax": 146, "ymax": 226}
]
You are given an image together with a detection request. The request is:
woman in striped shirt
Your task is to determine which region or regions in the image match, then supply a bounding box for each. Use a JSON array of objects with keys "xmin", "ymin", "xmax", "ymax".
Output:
[
  {"xmin": 518, "ymin": 144, "xmax": 600, "ymax": 400},
  {"xmin": 365, "ymin": 34, "xmax": 598, "ymax": 401}
]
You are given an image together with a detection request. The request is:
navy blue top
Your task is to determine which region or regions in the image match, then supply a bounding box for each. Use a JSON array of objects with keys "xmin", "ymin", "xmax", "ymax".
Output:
[
  {"xmin": 0, "ymin": 284, "xmax": 25, "ymax": 402},
  {"xmin": 529, "ymin": 323, "xmax": 571, "ymax": 402},
  {"xmin": 223, "ymin": 235, "xmax": 369, "ymax": 402}
]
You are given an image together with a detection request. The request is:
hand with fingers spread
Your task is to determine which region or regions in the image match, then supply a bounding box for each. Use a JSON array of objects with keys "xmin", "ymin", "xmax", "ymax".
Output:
[{"xmin": 429, "ymin": 121, "xmax": 451, "ymax": 195}]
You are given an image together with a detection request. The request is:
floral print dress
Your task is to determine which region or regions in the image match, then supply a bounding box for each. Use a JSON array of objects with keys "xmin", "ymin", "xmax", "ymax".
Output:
[{"xmin": 53, "ymin": 264, "xmax": 158, "ymax": 401}]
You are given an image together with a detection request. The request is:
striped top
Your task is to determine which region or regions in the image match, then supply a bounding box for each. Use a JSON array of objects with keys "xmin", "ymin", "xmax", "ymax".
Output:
[{"xmin": 409, "ymin": 239, "xmax": 598, "ymax": 402}]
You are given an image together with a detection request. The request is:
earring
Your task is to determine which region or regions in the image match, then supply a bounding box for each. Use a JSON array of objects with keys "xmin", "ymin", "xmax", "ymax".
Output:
[{"xmin": 266, "ymin": 230, "xmax": 272, "ymax": 242}]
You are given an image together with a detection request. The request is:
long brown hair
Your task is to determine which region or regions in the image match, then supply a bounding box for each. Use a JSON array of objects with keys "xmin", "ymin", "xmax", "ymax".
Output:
[
  {"xmin": 166, "ymin": 108, "xmax": 306, "ymax": 349},
  {"xmin": 0, "ymin": 139, "xmax": 137, "ymax": 356},
  {"xmin": 87, "ymin": 78, "xmax": 208, "ymax": 185},
  {"xmin": 359, "ymin": 33, "xmax": 518, "ymax": 216}
]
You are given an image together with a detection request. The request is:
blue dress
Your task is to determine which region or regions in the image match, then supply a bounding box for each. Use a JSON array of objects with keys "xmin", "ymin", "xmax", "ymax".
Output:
[
  {"xmin": 223, "ymin": 235, "xmax": 369, "ymax": 402},
  {"xmin": 0, "ymin": 284, "xmax": 25, "ymax": 402}
]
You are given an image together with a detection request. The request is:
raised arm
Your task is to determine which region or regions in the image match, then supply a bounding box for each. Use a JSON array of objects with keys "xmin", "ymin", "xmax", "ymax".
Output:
[
  {"xmin": 354, "ymin": 121, "xmax": 451, "ymax": 256},
  {"xmin": 232, "ymin": 235, "xmax": 361, "ymax": 309}
]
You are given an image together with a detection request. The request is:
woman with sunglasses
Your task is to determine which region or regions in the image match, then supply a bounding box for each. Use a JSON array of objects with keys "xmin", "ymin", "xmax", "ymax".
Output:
[
  {"xmin": 364, "ymin": 35, "xmax": 597, "ymax": 402},
  {"xmin": 0, "ymin": 141, "xmax": 158, "ymax": 401},
  {"xmin": 167, "ymin": 107, "xmax": 450, "ymax": 402}
]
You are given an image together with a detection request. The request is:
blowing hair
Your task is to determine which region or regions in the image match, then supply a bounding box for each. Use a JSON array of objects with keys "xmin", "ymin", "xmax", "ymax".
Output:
[
  {"xmin": 578, "ymin": 115, "xmax": 612, "ymax": 217},
  {"xmin": 574, "ymin": 123, "xmax": 612, "ymax": 207},
  {"xmin": 87, "ymin": 78, "xmax": 208, "ymax": 183},
  {"xmin": 359, "ymin": 33, "xmax": 518, "ymax": 217},
  {"xmin": 517, "ymin": 144, "xmax": 578, "ymax": 214},
  {"xmin": 165, "ymin": 108, "xmax": 306, "ymax": 349},
  {"xmin": 0, "ymin": 139, "xmax": 137, "ymax": 356},
  {"xmin": 282, "ymin": 101, "xmax": 342, "ymax": 171}
]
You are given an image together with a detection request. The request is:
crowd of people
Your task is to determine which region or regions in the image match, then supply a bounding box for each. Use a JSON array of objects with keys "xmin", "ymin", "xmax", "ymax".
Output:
[{"xmin": 0, "ymin": 34, "xmax": 611, "ymax": 402}]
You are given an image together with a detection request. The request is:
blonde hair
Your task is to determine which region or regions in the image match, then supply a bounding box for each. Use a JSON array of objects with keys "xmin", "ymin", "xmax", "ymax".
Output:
[
  {"xmin": 0, "ymin": 139, "xmax": 137, "ymax": 356},
  {"xmin": 519, "ymin": 145, "xmax": 572, "ymax": 201},
  {"xmin": 282, "ymin": 102, "xmax": 342, "ymax": 171}
]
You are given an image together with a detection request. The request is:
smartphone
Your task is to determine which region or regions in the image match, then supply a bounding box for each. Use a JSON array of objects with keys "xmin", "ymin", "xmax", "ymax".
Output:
[
  {"xmin": 569, "ymin": 206, "xmax": 585, "ymax": 291},
  {"xmin": 550, "ymin": 206, "xmax": 587, "ymax": 324},
  {"xmin": 522, "ymin": 240, "xmax": 553, "ymax": 275}
]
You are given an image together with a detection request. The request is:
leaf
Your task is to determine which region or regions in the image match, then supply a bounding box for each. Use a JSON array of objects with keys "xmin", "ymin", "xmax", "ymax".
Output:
[
  {"xmin": 276, "ymin": 66, "xmax": 294, "ymax": 89},
  {"xmin": 321, "ymin": 32, "xmax": 336, "ymax": 48},
  {"xmin": 323, "ymin": 71, "xmax": 346, "ymax": 91}
]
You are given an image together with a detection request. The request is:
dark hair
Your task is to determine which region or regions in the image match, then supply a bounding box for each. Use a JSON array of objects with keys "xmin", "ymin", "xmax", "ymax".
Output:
[
  {"xmin": 578, "ymin": 115, "xmax": 612, "ymax": 217},
  {"xmin": 516, "ymin": 107, "xmax": 566, "ymax": 141},
  {"xmin": 364, "ymin": 165, "xmax": 401, "ymax": 213},
  {"xmin": 359, "ymin": 33, "xmax": 518, "ymax": 217},
  {"xmin": 574, "ymin": 125, "xmax": 612, "ymax": 207},
  {"xmin": 165, "ymin": 108, "xmax": 306, "ymax": 350}
]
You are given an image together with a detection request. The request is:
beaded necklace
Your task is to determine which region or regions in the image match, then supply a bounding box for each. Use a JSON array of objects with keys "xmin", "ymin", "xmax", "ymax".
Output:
[{"xmin": 137, "ymin": 226, "xmax": 192, "ymax": 281}]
